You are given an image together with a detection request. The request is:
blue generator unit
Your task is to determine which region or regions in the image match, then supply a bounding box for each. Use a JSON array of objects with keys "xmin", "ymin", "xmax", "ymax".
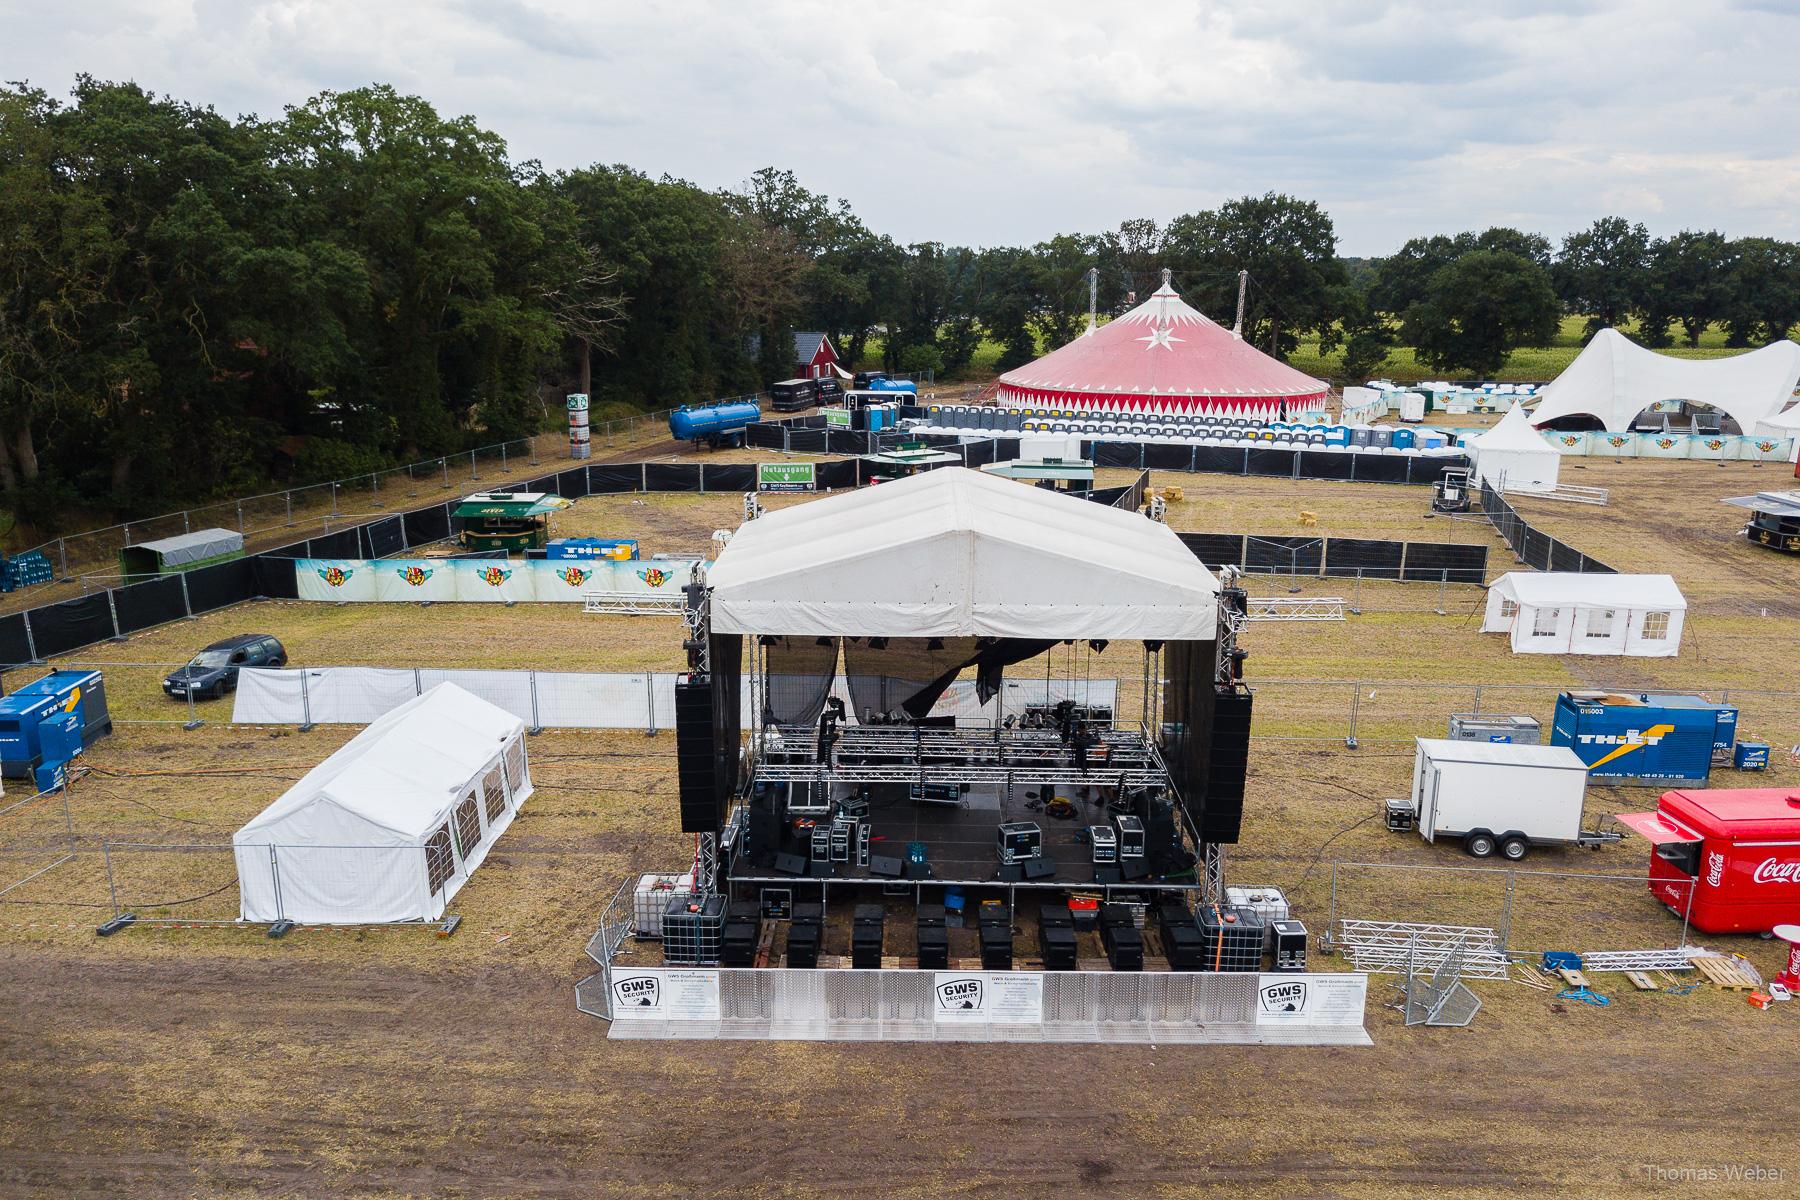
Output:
[
  {"xmin": 1549, "ymin": 691, "xmax": 1736, "ymax": 787},
  {"xmin": 0, "ymin": 669, "xmax": 112, "ymax": 783}
]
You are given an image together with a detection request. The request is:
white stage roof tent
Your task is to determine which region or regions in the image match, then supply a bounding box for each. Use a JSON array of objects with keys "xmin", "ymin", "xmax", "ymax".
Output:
[
  {"xmin": 706, "ymin": 467, "xmax": 1220, "ymax": 639},
  {"xmin": 1530, "ymin": 328, "xmax": 1800, "ymax": 434},
  {"xmin": 1469, "ymin": 404, "xmax": 1561, "ymax": 494},
  {"xmin": 994, "ymin": 273, "xmax": 1327, "ymax": 419},
  {"xmin": 1481, "ymin": 572, "xmax": 1687, "ymax": 657},
  {"xmin": 233, "ymin": 683, "xmax": 532, "ymax": 923}
]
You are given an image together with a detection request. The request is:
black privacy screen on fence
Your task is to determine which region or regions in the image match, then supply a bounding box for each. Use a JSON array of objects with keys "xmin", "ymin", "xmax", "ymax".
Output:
[
  {"xmin": 27, "ymin": 593, "xmax": 114, "ymax": 658},
  {"xmin": 112, "ymin": 575, "xmax": 187, "ymax": 634},
  {"xmin": 1177, "ymin": 531, "xmax": 1488, "ymax": 582}
]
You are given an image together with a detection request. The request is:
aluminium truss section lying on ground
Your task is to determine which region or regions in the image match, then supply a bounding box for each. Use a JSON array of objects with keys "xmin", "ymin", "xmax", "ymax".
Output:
[
  {"xmin": 1577, "ymin": 949, "xmax": 1698, "ymax": 973},
  {"xmin": 1337, "ymin": 919, "xmax": 1511, "ymax": 980},
  {"xmin": 1244, "ymin": 597, "xmax": 1346, "ymax": 622},
  {"xmin": 582, "ymin": 590, "xmax": 687, "ymax": 615}
]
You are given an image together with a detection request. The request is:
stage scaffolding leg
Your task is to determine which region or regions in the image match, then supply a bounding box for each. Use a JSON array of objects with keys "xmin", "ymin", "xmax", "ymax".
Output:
[{"xmin": 1202, "ymin": 843, "xmax": 1226, "ymax": 904}]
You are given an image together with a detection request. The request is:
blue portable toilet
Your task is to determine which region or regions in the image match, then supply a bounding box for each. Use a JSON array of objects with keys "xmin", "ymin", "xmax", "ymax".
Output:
[
  {"xmin": 1550, "ymin": 691, "xmax": 1736, "ymax": 786},
  {"xmin": 1390, "ymin": 427, "xmax": 1417, "ymax": 450},
  {"xmin": 0, "ymin": 669, "xmax": 111, "ymax": 780}
]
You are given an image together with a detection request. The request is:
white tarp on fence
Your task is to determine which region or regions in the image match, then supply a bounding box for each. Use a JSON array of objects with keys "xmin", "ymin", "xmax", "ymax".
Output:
[
  {"xmin": 297, "ymin": 558, "xmax": 700, "ymax": 603},
  {"xmin": 233, "ymin": 667, "xmax": 1117, "ymax": 731}
]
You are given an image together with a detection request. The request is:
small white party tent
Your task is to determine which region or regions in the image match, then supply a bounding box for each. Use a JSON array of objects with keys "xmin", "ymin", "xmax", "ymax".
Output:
[
  {"xmin": 233, "ymin": 683, "xmax": 531, "ymax": 923},
  {"xmin": 1481, "ymin": 572, "xmax": 1687, "ymax": 657}
]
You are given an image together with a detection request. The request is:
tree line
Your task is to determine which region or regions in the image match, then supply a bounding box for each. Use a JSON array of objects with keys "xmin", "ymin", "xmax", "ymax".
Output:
[{"xmin": 5, "ymin": 78, "xmax": 1800, "ymax": 527}]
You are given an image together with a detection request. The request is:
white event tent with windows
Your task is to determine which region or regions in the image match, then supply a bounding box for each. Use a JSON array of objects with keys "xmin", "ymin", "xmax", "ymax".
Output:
[
  {"xmin": 1481, "ymin": 572, "xmax": 1687, "ymax": 657},
  {"xmin": 232, "ymin": 683, "xmax": 532, "ymax": 923}
]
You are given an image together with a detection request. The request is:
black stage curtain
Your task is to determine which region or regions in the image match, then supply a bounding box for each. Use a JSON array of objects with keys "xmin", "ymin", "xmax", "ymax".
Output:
[{"xmin": 763, "ymin": 635, "xmax": 839, "ymax": 726}]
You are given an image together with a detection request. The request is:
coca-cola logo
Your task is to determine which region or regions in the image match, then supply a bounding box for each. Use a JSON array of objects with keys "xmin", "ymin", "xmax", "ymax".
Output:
[
  {"xmin": 1751, "ymin": 858, "xmax": 1800, "ymax": 885},
  {"xmin": 1706, "ymin": 852, "xmax": 1725, "ymax": 888}
]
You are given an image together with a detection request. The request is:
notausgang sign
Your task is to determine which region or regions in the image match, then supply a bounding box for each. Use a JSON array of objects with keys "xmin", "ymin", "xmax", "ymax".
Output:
[{"xmin": 757, "ymin": 462, "xmax": 816, "ymax": 493}]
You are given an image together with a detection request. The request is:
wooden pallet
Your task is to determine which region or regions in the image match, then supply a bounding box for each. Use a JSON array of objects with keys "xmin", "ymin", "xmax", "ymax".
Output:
[
  {"xmin": 1556, "ymin": 967, "xmax": 1590, "ymax": 990},
  {"xmin": 1625, "ymin": 971, "xmax": 1658, "ymax": 991},
  {"xmin": 1691, "ymin": 955, "xmax": 1759, "ymax": 990}
]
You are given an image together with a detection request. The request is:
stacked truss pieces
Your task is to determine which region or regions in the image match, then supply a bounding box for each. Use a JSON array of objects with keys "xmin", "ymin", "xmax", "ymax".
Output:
[
  {"xmin": 1576, "ymin": 949, "xmax": 1696, "ymax": 973},
  {"xmin": 1338, "ymin": 920, "xmax": 1511, "ymax": 980}
]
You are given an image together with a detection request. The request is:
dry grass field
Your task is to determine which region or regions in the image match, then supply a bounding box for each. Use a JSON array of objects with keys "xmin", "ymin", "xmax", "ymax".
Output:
[{"xmin": 3, "ymin": 450, "xmax": 1799, "ymax": 1198}]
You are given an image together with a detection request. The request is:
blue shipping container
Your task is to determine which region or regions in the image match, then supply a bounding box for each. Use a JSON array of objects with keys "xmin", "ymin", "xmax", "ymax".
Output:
[
  {"xmin": 1549, "ymin": 692, "xmax": 1735, "ymax": 787},
  {"xmin": 0, "ymin": 669, "xmax": 112, "ymax": 780},
  {"xmin": 546, "ymin": 538, "xmax": 638, "ymax": 561}
]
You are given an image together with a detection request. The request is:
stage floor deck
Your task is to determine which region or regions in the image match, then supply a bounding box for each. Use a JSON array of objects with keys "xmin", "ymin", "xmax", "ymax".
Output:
[{"xmin": 728, "ymin": 782, "xmax": 1196, "ymax": 891}]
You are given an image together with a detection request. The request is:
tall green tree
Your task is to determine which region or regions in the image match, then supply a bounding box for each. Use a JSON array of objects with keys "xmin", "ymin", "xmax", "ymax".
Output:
[
  {"xmin": 1404, "ymin": 250, "xmax": 1559, "ymax": 376},
  {"xmin": 1163, "ymin": 193, "xmax": 1346, "ymax": 357},
  {"xmin": 1554, "ymin": 217, "xmax": 1651, "ymax": 340},
  {"xmin": 1719, "ymin": 237, "xmax": 1800, "ymax": 346}
]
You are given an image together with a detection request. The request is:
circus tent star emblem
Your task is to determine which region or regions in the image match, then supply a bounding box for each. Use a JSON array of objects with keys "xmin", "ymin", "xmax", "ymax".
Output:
[{"xmin": 1139, "ymin": 324, "xmax": 1183, "ymax": 351}]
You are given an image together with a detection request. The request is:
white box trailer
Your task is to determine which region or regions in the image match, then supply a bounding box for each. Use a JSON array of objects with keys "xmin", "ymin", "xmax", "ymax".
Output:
[{"xmin": 1405, "ymin": 738, "xmax": 1598, "ymax": 860}]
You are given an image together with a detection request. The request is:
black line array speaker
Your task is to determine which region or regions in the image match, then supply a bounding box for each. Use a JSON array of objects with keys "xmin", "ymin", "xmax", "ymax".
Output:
[
  {"xmin": 1202, "ymin": 684, "xmax": 1252, "ymax": 844},
  {"xmin": 675, "ymin": 676, "xmax": 722, "ymax": 833},
  {"xmin": 747, "ymin": 803, "xmax": 783, "ymax": 867}
]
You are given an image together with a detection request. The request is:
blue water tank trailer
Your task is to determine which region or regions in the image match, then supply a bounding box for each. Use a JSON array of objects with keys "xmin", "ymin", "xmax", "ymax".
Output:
[
  {"xmin": 668, "ymin": 399, "xmax": 761, "ymax": 446},
  {"xmin": 868, "ymin": 378, "xmax": 917, "ymax": 395},
  {"xmin": 1549, "ymin": 691, "xmax": 1737, "ymax": 787},
  {"xmin": 0, "ymin": 669, "xmax": 112, "ymax": 780}
]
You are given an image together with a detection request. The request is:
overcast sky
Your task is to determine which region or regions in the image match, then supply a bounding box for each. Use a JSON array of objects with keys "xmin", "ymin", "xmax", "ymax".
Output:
[{"xmin": 8, "ymin": 0, "xmax": 1800, "ymax": 256}]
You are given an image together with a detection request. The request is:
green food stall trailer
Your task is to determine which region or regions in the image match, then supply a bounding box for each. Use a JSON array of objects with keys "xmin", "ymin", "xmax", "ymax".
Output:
[{"xmin": 453, "ymin": 492, "xmax": 571, "ymax": 553}]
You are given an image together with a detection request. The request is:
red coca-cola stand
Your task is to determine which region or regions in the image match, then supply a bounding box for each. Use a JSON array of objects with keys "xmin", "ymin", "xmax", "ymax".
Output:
[{"xmin": 1615, "ymin": 788, "xmax": 1800, "ymax": 935}]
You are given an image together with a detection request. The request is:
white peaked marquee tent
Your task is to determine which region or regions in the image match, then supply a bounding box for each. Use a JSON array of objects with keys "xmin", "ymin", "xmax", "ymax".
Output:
[
  {"xmin": 1481, "ymin": 572, "xmax": 1687, "ymax": 657},
  {"xmin": 1469, "ymin": 404, "xmax": 1561, "ymax": 494},
  {"xmin": 233, "ymin": 683, "xmax": 531, "ymax": 923},
  {"xmin": 1530, "ymin": 328, "xmax": 1800, "ymax": 433},
  {"xmin": 706, "ymin": 467, "xmax": 1220, "ymax": 639}
]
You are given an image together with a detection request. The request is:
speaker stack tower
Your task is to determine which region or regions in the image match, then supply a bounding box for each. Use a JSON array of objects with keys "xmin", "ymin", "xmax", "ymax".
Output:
[{"xmin": 675, "ymin": 675, "xmax": 723, "ymax": 835}]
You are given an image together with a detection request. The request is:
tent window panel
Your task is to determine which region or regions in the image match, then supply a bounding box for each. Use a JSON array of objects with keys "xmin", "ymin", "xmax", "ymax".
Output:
[
  {"xmin": 483, "ymin": 763, "xmax": 507, "ymax": 823},
  {"xmin": 426, "ymin": 825, "xmax": 455, "ymax": 895},
  {"xmin": 1532, "ymin": 606, "xmax": 1560, "ymax": 637},
  {"xmin": 1642, "ymin": 611, "xmax": 1671, "ymax": 640},
  {"xmin": 454, "ymin": 795, "xmax": 483, "ymax": 859},
  {"xmin": 1585, "ymin": 609, "xmax": 1617, "ymax": 638},
  {"xmin": 1499, "ymin": 598, "xmax": 1517, "ymax": 619},
  {"xmin": 504, "ymin": 737, "xmax": 526, "ymax": 791}
]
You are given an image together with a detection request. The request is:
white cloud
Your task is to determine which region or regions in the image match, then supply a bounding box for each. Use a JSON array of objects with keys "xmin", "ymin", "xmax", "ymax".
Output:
[{"xmin": 4, "ymin": 0, "xmax": 1797, "ymax": 254}]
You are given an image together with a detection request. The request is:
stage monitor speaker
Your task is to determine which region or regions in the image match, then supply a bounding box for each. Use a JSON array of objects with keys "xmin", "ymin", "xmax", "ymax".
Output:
[
  {"xmin": 1120, "ymin": 858, "xmax": 1150, "ymax": 881},
  {"xmin": 1092, "ymin": 866, "xmax": 1122, "ymax": 885},
  {"xmin": 905, "ymin": 860, "xmax": 934, "ymax": 880},
  {"xmin": 675, "ymin": 677, "xmax": 722, "ymax": 833},
  {"xmin": 747, "ymin": 804, "xmax": 783, "ymax": 867},
  {"xmin": 809, "ymin": 860, "xmax": 837, "ymax": 879},
  {"xmin": 870, "ymin": 855, "xmax": 905, "ymax": 879},
  {"xmin": 1023, "ymin": 858, "xmax": 1056, "ymax": 880},
  {"xmin": 1201, "ymin": 685, "xmax": 1252, "ymax": 844},
  {"xmin": 997, "ymin": 862, "xmax": 1023, "ymax": 883},
  {"xmin": 773, "ymin": 852, "xmax": 807, "ymax": 876}
]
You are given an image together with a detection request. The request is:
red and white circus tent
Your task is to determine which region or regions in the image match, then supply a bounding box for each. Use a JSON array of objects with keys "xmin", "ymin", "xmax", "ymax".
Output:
[{"xmin": 996, "ymin": 271, "xmax": 1328, "ymax": 420}]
